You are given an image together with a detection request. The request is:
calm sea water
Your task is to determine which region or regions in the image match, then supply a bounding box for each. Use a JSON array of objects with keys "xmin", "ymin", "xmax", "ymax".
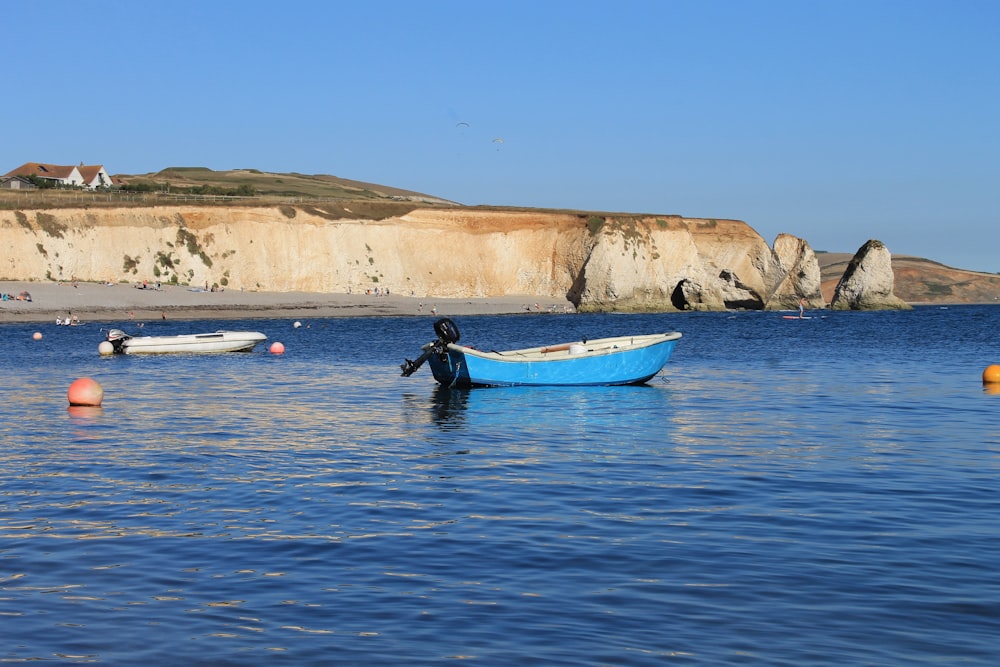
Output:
[{"xmin": 1, "ymin": 307, "xmax": 998, "ymax": 665}]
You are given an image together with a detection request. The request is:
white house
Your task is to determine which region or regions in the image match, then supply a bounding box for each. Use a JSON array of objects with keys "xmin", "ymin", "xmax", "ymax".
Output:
[
  {"xmin": 77, "ymin": 164, "xmax": 113, "ymax": 189},
  {"xmin": 3, "ymin": 162, "xmax": 112, "ymax": 189}
]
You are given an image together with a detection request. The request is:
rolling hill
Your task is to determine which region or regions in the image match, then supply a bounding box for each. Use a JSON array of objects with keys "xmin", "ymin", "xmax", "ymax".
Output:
[
  {"xmin": 117, "ymin": 166, "xmax": 455, "ymax": 203},
  {"xmin": 818, "ymin": 252, "xmax": 1000, "ymax": 305}
]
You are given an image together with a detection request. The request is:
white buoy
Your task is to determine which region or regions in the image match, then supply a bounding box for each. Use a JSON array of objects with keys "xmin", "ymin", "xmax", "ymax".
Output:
[
  {"xmin": 293, "ymin": 321, "xmax": 302, "ymax": 329},
  {"xmin": 98, "ymin": 340, "xmax": 115, "ymax": 356}
]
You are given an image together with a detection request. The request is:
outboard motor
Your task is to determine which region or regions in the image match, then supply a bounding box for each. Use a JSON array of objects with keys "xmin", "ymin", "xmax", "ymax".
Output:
[
  {"xmin": 401, "ymin": 318, "xmax": 460, "ymax": 377},
  {"xmin": 433, "ymin": 317, "xmax": 460, "ymax": 345},
  {"xmin": 105, "ymin": 328, "xmax": 132, "ymax": 354}
]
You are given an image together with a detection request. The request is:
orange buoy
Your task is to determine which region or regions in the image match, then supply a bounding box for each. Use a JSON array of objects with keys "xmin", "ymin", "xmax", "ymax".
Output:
[
  {"xmin": 32, "ymin": 332, "xmax": 42, "ymax": 341},
  {"xmin": 270, "ymin": 341, "xmax": 285, "ymax": 355},
  {"xmin": 68, "ymin": 377, "xmax": 104, "ymax": 406},
  {"xmin": 983, "ymin": 364, "xmax": 1000, "ymax": 384}
]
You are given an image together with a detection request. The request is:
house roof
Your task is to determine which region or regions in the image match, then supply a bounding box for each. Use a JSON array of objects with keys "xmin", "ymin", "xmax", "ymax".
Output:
[
  {"xmin": 3, "ymin": 162, "xmax": 80, "ymax": 180},
  {"xmin": 77, "ymin": 165, "xmax": 107, "ymax": 183}
]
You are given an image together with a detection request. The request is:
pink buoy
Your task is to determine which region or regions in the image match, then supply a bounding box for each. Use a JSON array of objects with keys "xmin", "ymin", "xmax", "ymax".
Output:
[
  {"xmin": 68, "ymin": 377, "xmax": 104, "ymax": 406},
  {"xmin": 33, "ymin": 332, "xmax": 43, "ymax": 341},
  {"xmin": 270, "ymin": 341, "xmax": 285, "ymax": 355}
]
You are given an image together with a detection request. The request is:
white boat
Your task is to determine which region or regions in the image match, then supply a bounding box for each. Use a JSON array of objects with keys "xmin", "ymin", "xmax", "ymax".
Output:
[{"xmin": 105, "ymin": 328, "xmax": 267, "ymax": 354}]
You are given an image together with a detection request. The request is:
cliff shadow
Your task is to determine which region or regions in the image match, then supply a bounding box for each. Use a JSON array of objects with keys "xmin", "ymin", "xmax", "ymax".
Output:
[{"xmin": 565, "ymin": 258, "xmax": 590, "ymax": 308}]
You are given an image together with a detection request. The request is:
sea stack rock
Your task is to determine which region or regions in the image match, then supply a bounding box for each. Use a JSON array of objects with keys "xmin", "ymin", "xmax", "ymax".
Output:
[
  {"xmin": 830, "ymin": 239, "xmax": 911, "ymax": 310},
  {"xmin": 764, "ymin": 233, "xmax": 824, "ymax": 310}
]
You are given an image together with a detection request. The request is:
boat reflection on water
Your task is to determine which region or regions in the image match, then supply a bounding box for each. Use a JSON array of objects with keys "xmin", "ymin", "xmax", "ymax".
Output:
[
  {"xmin": 420, "ymin": 381, "xmax": 675, "ymax": 441},
  {"xmin": 429, "ymin": 385, "xmax": 471, "ymax": 428}
]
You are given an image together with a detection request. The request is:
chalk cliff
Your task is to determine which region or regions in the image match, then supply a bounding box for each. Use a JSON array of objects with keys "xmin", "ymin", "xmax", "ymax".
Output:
[
  {"xmin": 0, "ymin": 205, "xmax": 825, "ymax": 311},
  {"xmin": 830, "ymin": 239, "xmax": 911, "ymax": 310}
]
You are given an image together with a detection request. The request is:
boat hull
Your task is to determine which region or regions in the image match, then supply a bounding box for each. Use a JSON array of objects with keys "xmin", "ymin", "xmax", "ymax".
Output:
[
  {"xmin": 120, "ymin": 331, "xmax": 267, "ymax": 354},
  {"xmin": 426, "ymin": 332, "xmax": 680, "ymax": 387}
]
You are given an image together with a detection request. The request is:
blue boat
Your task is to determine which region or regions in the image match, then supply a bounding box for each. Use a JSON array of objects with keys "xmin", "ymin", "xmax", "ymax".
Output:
[{"xmin": 401, "ymin": 318, "xmax": 682, "ymax": 388}]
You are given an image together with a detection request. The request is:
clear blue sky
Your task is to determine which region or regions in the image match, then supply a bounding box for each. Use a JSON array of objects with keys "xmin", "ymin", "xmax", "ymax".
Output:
[{"xmin": 5, "ymin": 1, "xmax": 998, "ymax": 272}]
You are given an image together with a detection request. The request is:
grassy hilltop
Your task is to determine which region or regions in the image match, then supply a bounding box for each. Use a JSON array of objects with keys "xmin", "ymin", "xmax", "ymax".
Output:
[{"xmin": 119, "ymin": 167, "xmax": 453, "ymax": 202}]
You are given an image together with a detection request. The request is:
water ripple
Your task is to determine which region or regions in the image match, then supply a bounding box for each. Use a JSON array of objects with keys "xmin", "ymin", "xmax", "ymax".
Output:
[{"xmin": 2, "ymin": 310, "xmax": 1000, "ymax": 664}]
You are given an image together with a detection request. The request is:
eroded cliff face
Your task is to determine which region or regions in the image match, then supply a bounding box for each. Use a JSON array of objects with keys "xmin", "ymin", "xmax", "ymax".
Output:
[{"xmin": 0, "ymin": 205, "xmax": 823, "ymax": 311}]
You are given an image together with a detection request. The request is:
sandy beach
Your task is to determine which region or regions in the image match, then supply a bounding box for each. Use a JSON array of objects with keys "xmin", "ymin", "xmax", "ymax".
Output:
[{"xmin": 0, "ymin": 281, "xmax": 574, "ymax": 324}]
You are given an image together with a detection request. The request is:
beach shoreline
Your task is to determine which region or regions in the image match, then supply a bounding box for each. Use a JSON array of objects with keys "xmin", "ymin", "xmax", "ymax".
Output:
[{"xmin": 0, "ymin": 281, "xmax": 574, "ymax": 324}]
